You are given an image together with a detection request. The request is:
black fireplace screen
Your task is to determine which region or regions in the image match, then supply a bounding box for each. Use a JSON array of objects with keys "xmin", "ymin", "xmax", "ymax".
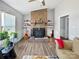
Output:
[{"xmin": 31, "ymin": 28, "xmax": 45, "ymax": 38}]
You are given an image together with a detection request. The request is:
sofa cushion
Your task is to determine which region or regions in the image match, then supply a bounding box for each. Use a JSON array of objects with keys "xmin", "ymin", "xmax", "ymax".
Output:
[
  {"xmin": 64, "ymin": 40, "xmax": 72, "ymax": 50},
  {"xmin": 57, "ymin": 49, "xmax": 79, "ymax": 59},
  {"xmin": 72, "ymin": 39, "xmax": 79, "ymax": 55}
]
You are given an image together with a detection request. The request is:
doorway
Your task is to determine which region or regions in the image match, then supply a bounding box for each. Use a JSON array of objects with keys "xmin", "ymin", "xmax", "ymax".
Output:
[{"xmin": 60, "ymin": 15, "xmax": 69, "ymax": 40}]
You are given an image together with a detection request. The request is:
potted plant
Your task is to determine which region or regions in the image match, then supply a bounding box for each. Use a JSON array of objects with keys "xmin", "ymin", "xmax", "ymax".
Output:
[
  {"xmin": 10, "ymin": 32, "xmax": 17, "ymax": 43},
  {"xmin": 0, "ymin": 32, "xmax": 4, "ymax": 48},
  {"xmin": 10, "ymin": 32, "xmax": 17, "ymax": 38},
  {"xmin": 0, "ymin": 31, "xmax": 10, "ymax": 48},
  {"xmin": 0, "ymin": 32, "xmax": 4, "ymax": 40}
]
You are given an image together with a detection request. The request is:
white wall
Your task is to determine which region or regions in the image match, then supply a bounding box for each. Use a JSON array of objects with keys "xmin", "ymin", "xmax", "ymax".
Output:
[
  {"xmin": 24, "ymin": 13, "xmax": 31, "ymax": 21},
  {"xmin": 0, "ymin": 0, "xmax": 24, "ymax": 42},
  {"xmin": 47, "ymin": 9, "xmax": 55, "ymax": 36},
  {"xmin": 54, "ymin": 0, "xmax": 79, "ymax": 39},
  {"xmin": 23, "ymin": 13, "xmax": 31, "ymax": 36},
  {"xmin": 0, "ymin": 11, "xmax": 2, "ymax": 31},
  {"xmin": 48, "ymin": 9, "xmax": 54, "ymax": 22}
]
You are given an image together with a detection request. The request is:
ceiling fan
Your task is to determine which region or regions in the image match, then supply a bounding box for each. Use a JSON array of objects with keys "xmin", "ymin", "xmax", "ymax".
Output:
[{"xmin": 28, "ymin": 0, "xmax": 45, "ymax": 6}]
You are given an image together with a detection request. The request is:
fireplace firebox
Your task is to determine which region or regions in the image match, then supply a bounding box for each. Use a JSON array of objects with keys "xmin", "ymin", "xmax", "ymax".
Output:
[{"xmin": 31, "ymin": 28, "xmax": 45, "ymax": 38}]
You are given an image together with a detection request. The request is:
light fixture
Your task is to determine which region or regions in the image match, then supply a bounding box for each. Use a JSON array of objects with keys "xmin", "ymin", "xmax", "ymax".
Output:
[
  {"xmin": 38, "ymin": 0, "xmax": 45, "ymax": 6},
  {"xmin": 38, "ymin": 0, "xmax": 43, "ymax": 2}
]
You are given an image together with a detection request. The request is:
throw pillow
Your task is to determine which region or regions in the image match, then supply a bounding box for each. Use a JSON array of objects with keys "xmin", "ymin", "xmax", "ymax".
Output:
[{"xmin": 55, "ymin": 38, "xmax": 64, "ymax": 48}]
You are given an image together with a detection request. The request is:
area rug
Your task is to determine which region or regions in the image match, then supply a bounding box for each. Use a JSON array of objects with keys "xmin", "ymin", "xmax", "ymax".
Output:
[{"xmin": 23, "ymin": 55, "xmax": 58, "ymax": 59}]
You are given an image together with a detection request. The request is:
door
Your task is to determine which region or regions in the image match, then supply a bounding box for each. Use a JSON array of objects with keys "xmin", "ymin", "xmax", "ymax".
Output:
[{"xmin": 60, "ymin": 15, "xmax": 69, "ymax": 40}]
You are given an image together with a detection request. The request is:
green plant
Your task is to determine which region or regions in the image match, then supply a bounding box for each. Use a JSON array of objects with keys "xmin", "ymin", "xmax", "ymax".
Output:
[
  {"xmin": 0, "ymin": 31, "xmax": 10, "ymax": 48},
  {"xmin": 10, "ymin": 32, "xmax": 17, "ymax": 38},
  {"xmin": 0, "ymin": 32, "xmax": 4, "ymax": 40},
  {"xmin": 3, "ymin": 31, "xmax": 9, "ymax": 39},
  {"xmin": 14, "ymin": 32, "xmax": 17, "ymax": 38},
  {"xmin": 0, "ymin": 31, "xmax": 9, "ymax": 40},
  {"xmin": 3, "ymin": 38, "xmax": 10, "ymax": 48}
]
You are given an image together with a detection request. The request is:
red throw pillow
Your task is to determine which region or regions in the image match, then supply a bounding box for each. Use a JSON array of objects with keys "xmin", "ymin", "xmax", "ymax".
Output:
[{"xmin": 55, "ymin": 39, "xmax": 64, "ymax": 48}]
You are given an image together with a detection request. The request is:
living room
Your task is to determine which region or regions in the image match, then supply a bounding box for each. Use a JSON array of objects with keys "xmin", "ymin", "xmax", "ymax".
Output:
[{"xmin": 0, "ymin": 0, "xmax": 79, "ymax": 59}]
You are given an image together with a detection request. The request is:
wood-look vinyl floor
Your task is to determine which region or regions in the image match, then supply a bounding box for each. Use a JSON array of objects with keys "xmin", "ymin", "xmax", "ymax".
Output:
[{"xmin": 14, "ymin": 38, "xmax": 56, "ymax": 59}]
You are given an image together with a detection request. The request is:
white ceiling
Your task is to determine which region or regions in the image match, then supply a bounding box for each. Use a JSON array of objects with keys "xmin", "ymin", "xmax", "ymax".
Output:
[{"xmin": 2, "ymin": 0, "xmax": 62, "ymax": 14}]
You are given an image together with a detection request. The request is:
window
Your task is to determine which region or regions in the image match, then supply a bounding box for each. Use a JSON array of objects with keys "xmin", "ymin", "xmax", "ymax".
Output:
[{"xmin": 1, "ymin": 12, "xmax": 16, "ymax": 32}]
